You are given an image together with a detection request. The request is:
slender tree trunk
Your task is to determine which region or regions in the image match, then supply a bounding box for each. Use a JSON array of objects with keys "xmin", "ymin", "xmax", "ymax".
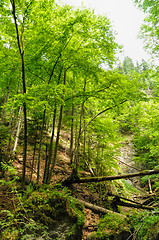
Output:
[
  {"xmin": 30, "ymin": 130, "xmax": 38, "ymax": 182},
  {"xmin": 47, "ymin": 69, "xmax": 67, "ymax": 183},
  {"xmin": 43, "ymin": 106, "xmax": 56, "ymax": 184},
  {"xmin": 73, "ymin": 79, "xmax": 86, "ymax": 173},
  {"xmin": 43, "ymin": 67, "xmax": 63, "ymax": 184},
  {"xmin": 11, "ymin": 0, "xmax": 27, "ymax": 183},
  {"xmin": 7, "ymin": 107, "xmax": 15, "ymax": 152},
  {"xmin": 47, "ymin": 105, "xmax": 63, "ymax": 183},
  {"xmin": 13, "ymin": 106, "xmax": 23, "ymax": 154},
  {"xmin": 36, "ymin": 109, "xmax": 46, "ymax": 184},
  {"xmin": 83, "ymin": 107, "xmax": 86, "ymax": 155},
  {"xmin": 43, "ymin": 143, "xmax": 48, "ymax": 184},
  {"xmin": 117, "ymin": 199, "xmax": 156, "ymax": 211},
  {"xmin": 70, "ymin": 96, "xmax": 74, "ymax": 165}
]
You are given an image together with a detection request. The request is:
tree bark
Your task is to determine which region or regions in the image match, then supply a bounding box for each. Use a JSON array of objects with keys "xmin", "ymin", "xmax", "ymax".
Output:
[
  {"xmin": 47, "ymin": 68, "xmax": 67, "ymax": 183},
  {"xmin": 70, "ymin": 197, "xmax": 125, "ymax": 217},
  {"xmin": 72, "ymin": 79, "xmax": 86, "ymax": 173},
  {"xmin": 12, "ymin": 106, "xmax": 23, "ymax": 153},
  {"xmin": 148, "ymin": 178, "xmax": 153, "ymax": 194},
  {"xmin": 36, "ymin": 109, "xmax": 46, "ymax": 184},
  {"xmin": 11, "ymin": 0, "xmax": 27, "ymax": 184},
  {"xmin": 109, "ymin": 193, "xmax": 158, "ymax": 212},
  {"xmin": 116, "ymin": 199, "xmax": 157, "ymax": 211},
  {"xmin": 70, "ymin": 95, "xmax": 74, "ymax": 165},
  {"xmin": 63, "ymin": 169, "xmax": 159, "ymax": 186},
  {"xmin": 30, "ymin": 125, "xmax": 38, "ymax": 182},
  {"xmin": 43, "ymin": 106, "xmax": 56, "ymax": 184},
  {"xmin": 43, "ymin": 67, "xmax": 63, "ymax": 184}
]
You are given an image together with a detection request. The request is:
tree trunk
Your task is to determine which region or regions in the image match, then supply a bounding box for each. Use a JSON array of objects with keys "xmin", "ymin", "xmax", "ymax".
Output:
[
  {"xmin": 11, "ymin": 0, "xmax": 27, "ymax": 184},
  {"xmin": 13, "ymin": 106, "xmax": 23, "ymax": 154},
  {"xmin": 70, "ymin": 197, "xmax": 125, "ymax": 217},
  {"xmin": 47, "ymin": 68, "xmax": 67, "ymax": 183},
  {"xmin": 43, "ymin": 67, "xmax": 63, "ymax": 184},
  {"xmin": 70, "ymin": 96, "xmax": 74, "ymax": 165},
  {"xmin": 43, "ymin": 106, "xmax": 57, "ymax": 184},
  {"xmin": 116, "ymin": 199, "xmax": 157, "ymax": 211},
  {"xmin": 63, "ymin": 169, "xmax": 159, "ymax": 186},
  {"xmin": 36, "ymin": 109, "xmax": 46, "ymax": 184},
  {"xmin": 72, "ymin": 79, "xmax": 86, "ymax": 173},
  {"xmin": 109, "ymin": 193, "xmax": 156, "ymax": 211},
  {"xmin": 30, "ymin": 130, "xmax": 38, "ymax": 182}
]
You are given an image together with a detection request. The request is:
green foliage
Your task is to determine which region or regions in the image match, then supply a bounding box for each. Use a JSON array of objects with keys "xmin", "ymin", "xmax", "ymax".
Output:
[
  {"xmin": 134, "ymin": 0, "xmax": 159, "ymax": 58},
  {"xmin": 0, "ymin": 182, "xmax": 85, "ymax": 239},
  {"xmin": 128, "ymin": 209, "xmax": 159, "ymax": 240},
  {"xmin": 0, "ymin": 124, "xmax": 9, "ymax": 147},
  {"xmin": 121, "ymin": 179, "xmax": 140, "ymax": 196},
  {"xmin": 132, "ymin": 101, "xmax": 159, "ymax": 170},
  {"xmin": 0, "ymin": 174, "xmax": 49, "ymax": 239},
  {"xmin": 0, "ymin": 209, "xmax": 49, "ymax": 240},
  {"xmin": 24, "ymin": 186, "xmax": 84, "ymax": 238},
  {"xmin": 87, "ymin": 213, "xmax": 130, "ymax": 239}
]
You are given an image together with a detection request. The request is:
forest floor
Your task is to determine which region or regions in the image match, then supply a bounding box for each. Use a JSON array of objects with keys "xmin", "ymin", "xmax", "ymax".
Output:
[{"xmin": 0, "ymin": 134, "xmax": 150, "ymax": 239}]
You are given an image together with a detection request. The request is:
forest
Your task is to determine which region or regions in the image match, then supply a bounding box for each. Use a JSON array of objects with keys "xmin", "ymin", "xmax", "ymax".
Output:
[{"xmin": 0, "ymin": 0, "xmax": 159, "ymax": 239}]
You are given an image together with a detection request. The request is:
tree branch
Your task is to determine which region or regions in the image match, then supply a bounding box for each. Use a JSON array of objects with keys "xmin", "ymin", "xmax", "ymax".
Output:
[{"xmin": 81, "ymin": 99, "xmax": 127, "ymax": 135}]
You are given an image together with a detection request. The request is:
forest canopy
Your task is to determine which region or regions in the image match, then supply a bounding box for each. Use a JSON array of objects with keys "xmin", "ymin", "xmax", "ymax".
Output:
[
  {"xmin": 0, "ymin": 0, "xmax": 144, "ymax": 183},
  {"xmin": 0, "ymin": 0, "xmax": 158, "ymax": 186},
  {"xmin": 1, "ymin": 1, "xmax": 159, "ymax": 239}
]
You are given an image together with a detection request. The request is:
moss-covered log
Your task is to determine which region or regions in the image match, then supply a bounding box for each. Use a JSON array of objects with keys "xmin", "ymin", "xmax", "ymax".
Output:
[
  {"xmin": 116, "ymin": 200, "xmax": 157, "ymax": 211},
  {"xmin": 71, "ymin": 197, "xmax": 125, "ymax": 218},
  {"xmin": 63, "ymin": 169, "xmax": 159, "ymax": 186}
]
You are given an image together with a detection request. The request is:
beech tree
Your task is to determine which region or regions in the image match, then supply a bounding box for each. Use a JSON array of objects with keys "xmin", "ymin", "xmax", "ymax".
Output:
[{"xmin": 0, "ymin": 0, "xmax": 145, "ymax": 184}]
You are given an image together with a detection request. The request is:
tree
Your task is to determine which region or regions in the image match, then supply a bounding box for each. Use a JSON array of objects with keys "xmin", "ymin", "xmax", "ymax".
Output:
[
  {"xmin": 122, "ymin": 56, "xmax": 135, "ymax": 75},
  {"xmin": 134, "ymin": 0, "xmax": 159, "ymax": 59},
  {"xmin": 0, "ymin": 0, "xmax": 146, "ymax": 185},
  {"xmin": 1, "ymin": 0, "xmax": 123, "ymax": 183}
]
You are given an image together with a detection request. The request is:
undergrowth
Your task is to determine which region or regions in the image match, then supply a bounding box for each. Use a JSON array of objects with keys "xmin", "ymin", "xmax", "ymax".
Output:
[{"xmin": 0, "ymin": 164, "xmax": 84, "ymax": 240}]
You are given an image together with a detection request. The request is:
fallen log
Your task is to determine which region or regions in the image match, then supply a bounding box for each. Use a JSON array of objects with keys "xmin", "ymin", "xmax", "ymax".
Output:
[
  {"xmin": 108, "ymin": 193, "xmax": 157, "ymax": 211},
  {"xmin": 108, "ymin": 193, "xmax": 144, "ymax": 206},
  {"xmin": 70, "ymin": 197, "xmax": 125, "ymax": 218},
  {"xmin": 63, "ymin": 169, "xmax": 159, "ymax": 186},
  {"xmin": 117, "ymin": 200, "xmax": 157, "ymax": 211}
]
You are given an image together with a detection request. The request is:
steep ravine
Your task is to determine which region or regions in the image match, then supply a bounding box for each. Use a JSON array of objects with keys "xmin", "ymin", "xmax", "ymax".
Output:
[{"xmin": 118, "ymin": 136, "xmax": 148, "ymax": 196}]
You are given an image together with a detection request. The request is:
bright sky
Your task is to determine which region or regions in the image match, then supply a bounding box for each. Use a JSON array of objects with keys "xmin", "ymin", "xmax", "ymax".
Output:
[{"xmin": 58, "ymin": 0, "xmax": 151, "ymax": 64}]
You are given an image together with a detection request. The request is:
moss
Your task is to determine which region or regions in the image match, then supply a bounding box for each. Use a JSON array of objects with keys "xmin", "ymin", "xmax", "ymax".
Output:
[
  {"xmin": 128, "ymin": 209, "xmax": 159, "ymax": 240},
  {"xmin": 25, "ymin": 187, "xmax": 85, "ymax": 239},
  {"xmin": 87, "ymin": 212, "xmax": 132, "ymax": 240}
]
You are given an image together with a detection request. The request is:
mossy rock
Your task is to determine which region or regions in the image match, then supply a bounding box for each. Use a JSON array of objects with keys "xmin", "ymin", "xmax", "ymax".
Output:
[
  {"xmin": 26, "ymin": 188, "xmax": 85, "ymax": 239},
  {"xmin": 86, "ymin": 212, "xmax": 132, "ymax": 240}
]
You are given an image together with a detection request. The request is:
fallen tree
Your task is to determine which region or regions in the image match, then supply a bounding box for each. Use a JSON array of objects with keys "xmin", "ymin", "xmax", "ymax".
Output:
[
  {"xmin": 109, "ymin": 194, "xmax": 157, "ymax": 211},
  {"xmin": 63, "ymin": 169, "xmax": 159, "ymax": 186},
  {"xmin": 70, "ymin": 197, "xmax": 125, "ymax": 218},
  {"xmin": 116, "ymin": 199, "xmax": 157, "ymax": 211}
]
